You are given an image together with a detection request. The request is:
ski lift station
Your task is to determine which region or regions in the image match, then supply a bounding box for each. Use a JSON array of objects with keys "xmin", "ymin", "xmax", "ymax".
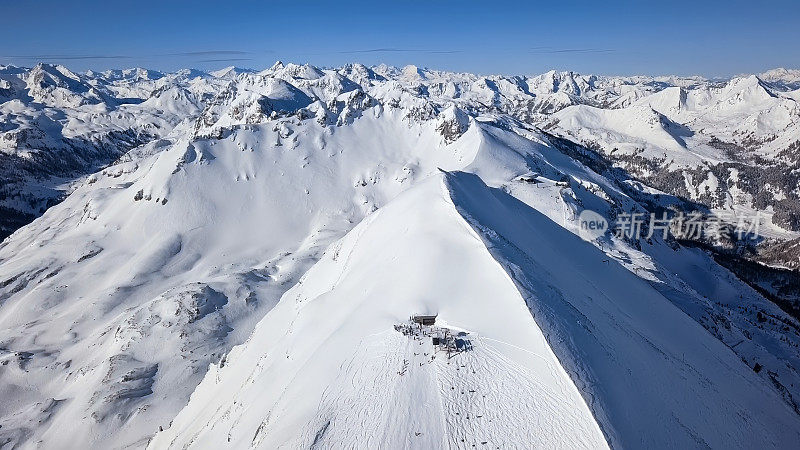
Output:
[
  {"xmin": 396, "ymin": 315, "xmax": 473, "ymax": 358},
  {"xmin": 411, "ymin": 314, "xmax": 437, "ymax": 326}
]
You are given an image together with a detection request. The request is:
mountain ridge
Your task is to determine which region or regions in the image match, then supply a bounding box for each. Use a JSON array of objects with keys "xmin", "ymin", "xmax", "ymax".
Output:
[{"xmin": 1, "ymin": 61, "xmax": 800, "ymax": 448}]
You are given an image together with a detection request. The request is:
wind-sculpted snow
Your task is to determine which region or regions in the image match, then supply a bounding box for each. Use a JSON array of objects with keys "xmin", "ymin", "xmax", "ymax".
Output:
[
  {"xmin": 1, "ymin": 60, "xmax": 800, "ymax": 448},
  {"xmin": 445, "ymin": 171, "xmax": 800, "ymax": 448}
]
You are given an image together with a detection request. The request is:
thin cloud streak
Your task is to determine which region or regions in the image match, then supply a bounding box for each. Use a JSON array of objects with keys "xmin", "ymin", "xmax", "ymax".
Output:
[
  {"xmin": 167, "ymin": 50, "xmax": 251, "ymax": 57},
  {"xmin": 195, "ymin": 58, "xmax": 254, "ymax": 63},
  {"xmin": 338, "ymin": 48, "xmax": 462, "ymax": 54},
  {"xmin": 528, "ymin": 47, "xmax": 616, "ymax": 54},
  {"xmin": 1, "ymin": 50, "xmax": 266, "ymax": 61},
  {"xmin": 2, "ymin": 54, "xmax": 131, "ymax": 60}
]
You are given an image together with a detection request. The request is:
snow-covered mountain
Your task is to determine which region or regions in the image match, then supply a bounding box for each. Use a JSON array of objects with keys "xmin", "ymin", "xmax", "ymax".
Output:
[
  {"xmin": 1, "ymin": 62, "xmax": 799, "ymax": 448},
  {"xmin": 0, "ymin": 63, "xmax": 213, "ymax": 239},
  {"xmin": 3, "ymin": 63, "xmax": 799, "ymax": 241},
  {"xmin": 151, "ymin": 172, "xmax": 799, "ymax": 449}
]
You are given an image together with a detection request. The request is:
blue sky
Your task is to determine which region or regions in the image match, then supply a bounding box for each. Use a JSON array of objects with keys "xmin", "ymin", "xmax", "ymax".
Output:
[{"xmin": 2, "ymin": 0, "xmax": 798, "ymax": 76}]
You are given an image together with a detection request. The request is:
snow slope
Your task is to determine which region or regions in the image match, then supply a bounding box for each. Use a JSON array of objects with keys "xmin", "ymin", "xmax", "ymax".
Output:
[
  {"xmin": 446, "ymin": 172, "xmax": 800, "ymax": 448},
  {"xmin": 0, "ymin": 109, "xmax": 485, "ymax": 448},
  {"xmin": 149, "ymin": 174, "xmax": 608, "ymax": 449},
  {"xmin": 550, "ymin": 74, "xmax": 800, "ymax": 162},
  {"xmin": 152, "ymin": 172, "xmax": 800, "ymax": 449}
]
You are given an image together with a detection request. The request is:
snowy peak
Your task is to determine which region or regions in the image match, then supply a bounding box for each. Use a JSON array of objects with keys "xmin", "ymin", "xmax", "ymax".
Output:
[
  {"xmin": 634, "ymin": 85, "xmax": 688, "ymax": 114},
  {"xmin": 25, "ymin": 63, "xmax": 109, "ymax": 106},
  {"xmin": 435, "ymin": 104, "xmax": 471, "ymax": 143},
  {"xmin": 97, "ymin": 68, "xmax": 166, "ymax": 83},
  {"xmin": 173, "ymin": 68, "xmax": 209, "ymax": 81},
  {"xmin": 759, "ymin": 68, "xmax": 800, "ymax": 90},
  {"xmin": 260, "ymin": 62, "xmax": 324, "ymax": 81},
  {"xmin": 337, "ymin": 63, "xmax": 385, "ymax": 85},
  {"xmin": 266, "ymin": 60, "xmax": 285, "ymax": 72},
  {"xmin": 149, "ymin": 173, "xmax": 609, "ymax": 449},
  {"xmin": 279, "ymin": 63, "xmax": 325, "ymax": 80},
  {"xmin": 28, "ymin": 63, "xmax": 83, "ymax": 87},
  {"xmin": 530, "ymin": 69, "xmax": 586, "ymax": 96},
  {"xmin": 192, "ymin": 77, "xmax": 314, "ymax": 136},
  {"xmin": 718, "ymin": 74, "xmax": 779, "ymax": 105},
  {"xmin": 209, "ymin": 66, "xmax": 255, "ymax": 78},
  {"xmin": 151, "ymin": 171, "xmax": 800, "ymax": 448},
  {"xmin": 401, "ymin": 64, "xmax": 428, "ymax": 81}
]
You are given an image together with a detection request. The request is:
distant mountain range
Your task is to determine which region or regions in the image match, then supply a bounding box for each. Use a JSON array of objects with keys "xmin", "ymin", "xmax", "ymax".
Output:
[{"xmin": 1, "ymin": 62, "xmax": 799, "ymax": 448}]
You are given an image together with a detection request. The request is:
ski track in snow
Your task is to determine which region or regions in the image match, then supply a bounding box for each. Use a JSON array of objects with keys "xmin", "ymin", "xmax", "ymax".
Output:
[
  {"xmin": 148, "ymin": 175, "xmax": 609, "ymax": 449},
  {"xmin": 300, "ymin": 329, "xmax": 602, "ymax": 450}
]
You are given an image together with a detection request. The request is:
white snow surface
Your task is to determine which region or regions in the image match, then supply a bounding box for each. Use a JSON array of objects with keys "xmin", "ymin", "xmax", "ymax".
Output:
[
  {"xmin": 1, "ymin": 61, "xmax": 800, "ymax": 449},
  {"xmin": 150, "ymin": 174, "xmax": 608, "ymax": 449},
  {"xmin": 150, "ymin": 172, "xmax": 800, "ymax": 449}
]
